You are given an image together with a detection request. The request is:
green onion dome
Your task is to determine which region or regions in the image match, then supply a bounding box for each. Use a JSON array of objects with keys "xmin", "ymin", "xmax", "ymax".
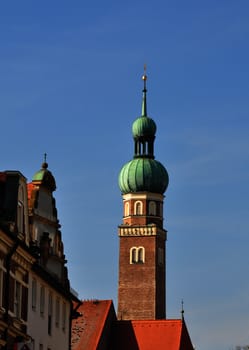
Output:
[
  {"xmin": 132, "ymin": 116, "xmax": 157, "ymax": 138},
  {"xmin": 32, "ymin": 161, "xmax": 56, "ymax": 192},
  {"xmin": 118, "ymin": 71, "xmax": 169, "ymax": 195},
  {"xmin": 118, "ymin": 158, "xmax": 169, "ymax": 194}
]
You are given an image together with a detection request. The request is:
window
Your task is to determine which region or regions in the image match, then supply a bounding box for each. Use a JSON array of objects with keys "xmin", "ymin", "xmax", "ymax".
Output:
[
  {"xmin": 134, "ymin": 201, "xmax": 143, "ymax": 215},
  {"xmin": 131, "ymin": 248, "xmax": 137, "ymax": 264},
  {"xmin": 138, "ymin": 247, "xmax": 145, "ymax": 263},
  {"xmin": 130, "ymin": 247, "xmax": 145, "ymax": 264},
  {"xmin": 11, "ymin": 275, "xmax": 28, "ymax": 321},
  {"xmin": 0, "ymin": 268, "xmax": 3, "ymax": 308},
  {"xmin": 17, "ymin": 201, "xmax": 24, "ymax": 233},
  {"xmin": 40, "ymin": 286, "xmax": 45, "ymax": 316},
  {"xmin": 149, "ymin": 201, "xmax": 156, "ymax": 216},
  {"xmin": 32, "ymin": 279, "xmax": 37, "ymax": 310},
  {"xmin": 39, "ymin": 344, "xmax": 43, "ymax": 350},
  {"xmin": 55, "ymin": 297, "xmax": 60, "ymax": 327},
  {"xmin": 124, "ymin": 202, "xmax": 130, "ymax": 217},
  {"xmin": 17, "ymin": 186, "xmax": 25, "ymax": 234},
  {"xmin": 14, "ymin": 281, "xmax": 22, "ymax": 318},
  {"xmin": 48, "ymin": 292, "xmax": 53, "ymax": 335},
  {"xmin": 62, "ymin": 302, "xmax": 66, "ymax": 332},
  {"xmin": 158, "ymin": 248, "xmax": 164, "ymax": 266},
  {"xmin": 0, "ymin": 261, "xmax": 5, "ymax": 309}
]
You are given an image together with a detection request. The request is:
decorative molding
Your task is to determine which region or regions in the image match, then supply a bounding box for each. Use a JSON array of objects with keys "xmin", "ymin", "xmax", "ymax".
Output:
[
  {"xmin": 29, "ymin": 212, "xmax": 59, "ymax": 228},
  {"xmin": 119, "ymin": 225, "xmax": 167, "ymax": 239},
  {"xmin": 0, "ymin": 231, "xmax": 14, "ymax": 253},
  {"xmin": 123, "ymin": 192, "xmax": 164, "ymax": 201},
  {"xmin": 12, "ymin": 247, "xmax": 35, "ymax": 271},
  {"xmin": 13, "ymin": 317, "xmax": 26, "ymax": 330}
]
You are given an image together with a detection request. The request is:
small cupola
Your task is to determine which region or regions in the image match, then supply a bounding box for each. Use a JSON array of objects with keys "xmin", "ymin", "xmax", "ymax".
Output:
[{"xmin": 32, "ymin": 154, "xmax": 56, "ymax": 192}]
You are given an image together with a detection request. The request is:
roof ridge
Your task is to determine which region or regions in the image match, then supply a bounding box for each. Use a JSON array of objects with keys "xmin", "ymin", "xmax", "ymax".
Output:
[{"xmin": 92, "ymin": 300, "xmax": 114, "ymax": 349}]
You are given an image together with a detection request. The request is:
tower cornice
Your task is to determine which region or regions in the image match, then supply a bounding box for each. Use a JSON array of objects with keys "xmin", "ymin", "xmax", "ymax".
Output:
[
  {"xmin": 122, "ymin": 192, "xmax": 165, "ymax": 201},
  {"xmin": 118, "ymin": 225, "xmax": 167, "ymax": 240}
]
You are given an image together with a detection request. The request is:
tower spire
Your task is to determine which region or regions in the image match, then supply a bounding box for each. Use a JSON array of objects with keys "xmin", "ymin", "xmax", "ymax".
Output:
[
  {"xmin": 141, "ymin": 64, "xmax": 147, "ymax": 117},
  {"xmin": 181, "ymin": 299, "xmax": 185, "ymax": 320},
  {"xmin": 42, "ymin": 152, "xmax": 48, "ymax": 169}
]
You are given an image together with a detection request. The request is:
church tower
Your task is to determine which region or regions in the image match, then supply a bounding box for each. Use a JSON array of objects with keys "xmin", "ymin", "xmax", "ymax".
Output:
[{"xmin": 117, "ymin": 71, "xmax": 169, "ymax": 320}]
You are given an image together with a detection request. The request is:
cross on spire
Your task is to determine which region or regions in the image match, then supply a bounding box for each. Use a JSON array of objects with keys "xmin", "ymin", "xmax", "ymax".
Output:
[
  {"xmin": 181, "ymin": 299, "xmax": 185, "ymax": 319},
  {"xmin": 142, "ymin": 64, "xmax": 147, "ymax": 91},
  {"xmin": 141, "ymin": 65, "xmax": 148, "ymax": 117},
  {"xmin": 42, "ymin": 153, "xmax": 48, "ymax": 169}
]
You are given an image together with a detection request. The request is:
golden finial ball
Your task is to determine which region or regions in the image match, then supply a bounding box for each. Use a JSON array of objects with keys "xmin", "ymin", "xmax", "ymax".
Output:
[{"xmin": 142, "ymin": 74, "xmax": 147, "ymax": 81}]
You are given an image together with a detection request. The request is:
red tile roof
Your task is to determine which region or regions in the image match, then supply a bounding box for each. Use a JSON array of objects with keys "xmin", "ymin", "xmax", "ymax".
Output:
[
  {"xmin": 71, "ymin": 299, "xmax": 194, "ymax": 350},
  {"xmin": 111, "ymin": 318, "xmax": 194, "ymax": 350},
  {"xmin": 71, "ymin": 299, "xmax": 115, "ymax": 350}
]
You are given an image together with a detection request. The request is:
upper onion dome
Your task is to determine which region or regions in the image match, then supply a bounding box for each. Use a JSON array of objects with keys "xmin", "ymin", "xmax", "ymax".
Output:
[
  {"xmin": 132, "ymin": 116, "xmax": 156, "ymax": 138},
  {"xmin": 119, "ymin": 158, "xmax": 169, "ymax": 194},
  {"xmin": 32, "ymin": 155, "xmax": 56, "ymax": 192},
  {"xmin": 132, "ymin": 72, "xmax": 156, "ymax": 138}
]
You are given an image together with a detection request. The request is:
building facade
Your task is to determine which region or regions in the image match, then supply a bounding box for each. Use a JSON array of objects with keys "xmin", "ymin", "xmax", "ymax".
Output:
[
  {"xmin": 0, "ymin": 171, "xmax": 35, "ymax": 349},
  {"xmin": 26, "ymin": 161, "xmax": 72, "ymax": 350},
  {"xmin": 0, "ymin": 163, "xmax": 74, "ymax": 350}
]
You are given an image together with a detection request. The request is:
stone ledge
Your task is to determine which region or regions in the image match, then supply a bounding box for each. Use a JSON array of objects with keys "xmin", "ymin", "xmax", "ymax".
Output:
[{"xmin": 118, "ymin": 226, "xmax": 166, "ymax": 239}]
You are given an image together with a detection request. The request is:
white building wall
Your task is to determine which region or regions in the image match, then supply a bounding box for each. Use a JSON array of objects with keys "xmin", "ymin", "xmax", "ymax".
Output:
[{"xmin": 27, "ymin": 273, "xmax": 71, "ymax": 350}]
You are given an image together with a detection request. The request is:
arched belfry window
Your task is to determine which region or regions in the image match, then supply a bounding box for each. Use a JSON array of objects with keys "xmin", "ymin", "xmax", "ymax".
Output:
[
  {"xmin": 124, "ymin": 202, "xmax": 130, "ymax": 217},
  {"xmin": 134, "ymin": 201, "xmax": 143, "ymax": 215},
  {"xmin": 149, "ymin": 201, "xmax": 156, "ymax": 216},
  {"xmin": 130, "ymin": 246, "xmax": 145, "ymax": 264},
  {"xmin": 131, "ymin": 247, "xmax": 137, "ymax": 264},
  {"xmin": 138, "ymin": 247, "xmax": 145, "ymax": 263}
]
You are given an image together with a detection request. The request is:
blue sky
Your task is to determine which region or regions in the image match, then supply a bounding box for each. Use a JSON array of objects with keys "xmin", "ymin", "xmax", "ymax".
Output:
[{"xmin": 1, "ymin": 1, "xmax": 249, "ymax": 349}]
